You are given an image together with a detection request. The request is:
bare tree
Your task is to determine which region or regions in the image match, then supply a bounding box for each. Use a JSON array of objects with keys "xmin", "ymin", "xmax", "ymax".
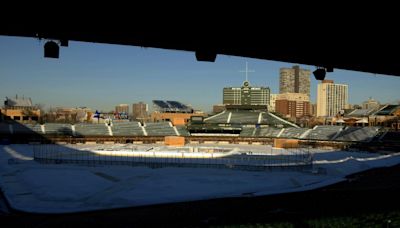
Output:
[
  {"xmin": 71, "ymin": 112, "xmax": 78, "ymax": 124},
  {"xmin": 35, "ymin": 103, "xmax": 46, "ymax": 114},
  {"xmin": 43, "ymin": 107, "xmax": 56, "ymax": 123}
]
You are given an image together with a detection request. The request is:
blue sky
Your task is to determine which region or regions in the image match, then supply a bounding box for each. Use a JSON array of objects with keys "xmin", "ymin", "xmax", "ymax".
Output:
[{"xmin": 0, "ymin": 35, "xmax": 399, "ymax": 113}]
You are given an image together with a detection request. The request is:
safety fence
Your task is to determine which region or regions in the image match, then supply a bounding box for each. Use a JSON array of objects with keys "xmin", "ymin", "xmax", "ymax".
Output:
[{"xmin": 33, "ymin": 144, "xmax": 313, "ymax": 171}]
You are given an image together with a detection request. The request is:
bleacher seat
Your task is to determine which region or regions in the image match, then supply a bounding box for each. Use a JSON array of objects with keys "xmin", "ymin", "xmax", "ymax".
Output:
[
  {"xmin": 24, "ymin": 124, "xmax": 43, "ymax": 134},
  {"xmin": 306, "ymin": 125, "xmax": 343, "ymax": 141},
  {"xmin": 279, "ymin": 128, "xmax": 308, "ymax": 139},
  {"xmin": 175, "ymin": 126, "xmax": 190, "ymax": 136},
  {"xmin": 44, "ymin": 123, "xmax": 73, "ymax": 136},
  {"xmin": 257, "ymin": 127, "xmax": 281, "ymax": 137},
  {"xmin": 335, "ymin": 126, "xmax": 380, "ymax": 142},
  {"xmin": 229, "ymin": 111, "xmax": 260, "ymax": 124},
  {"xmin": 205, "ymin": 111, "xmax": 230, "ymax": 123},
  {"xmin": 112, "ymin": 122, "xmax": 144, "ymax": 136},
  {"xmin": 145, "ymin": 122, "xmax": 177, "ymax": 136},
  {"xmin": 74, "ymin": 124, "xmax": 109, "ymax": 136}
]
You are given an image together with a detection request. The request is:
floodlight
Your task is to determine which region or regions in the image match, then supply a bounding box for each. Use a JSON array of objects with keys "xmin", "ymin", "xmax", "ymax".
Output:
[
  {"xmin": 313, "ymin": 68, "xmax": 326, "ymax": 80},
  {"xmin": 44, "ymin": 41, "xmax": 59, "ymax": 58},
  {"xmin": 195, "ymin": 50, "xmax": 217, "ymax": 62}
]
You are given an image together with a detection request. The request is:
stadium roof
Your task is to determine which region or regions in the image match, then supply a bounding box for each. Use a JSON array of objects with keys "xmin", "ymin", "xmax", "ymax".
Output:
[
  {"xmin": 374, "ymin": 105, "xmax": 400, "ymax": 116},
  {"xmin": 153, "ymin": 100, "xmax": 193, "ymax": 113},
  {"xmin": 2, "ymin": 11, "xmax": 400, "ymax": 78},
  {"xmin": 4, "ymin": 96, "xmax": 33, "ymax": 107},
  {"xmin": 346, "ymin": 108, "xmax": 377, "ymax": 117}
]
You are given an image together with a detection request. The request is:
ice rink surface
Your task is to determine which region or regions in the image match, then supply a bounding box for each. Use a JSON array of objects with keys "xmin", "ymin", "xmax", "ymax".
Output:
[{"xmin": 0, "ymin": 144, "xmax": 399, "ymax": 213}]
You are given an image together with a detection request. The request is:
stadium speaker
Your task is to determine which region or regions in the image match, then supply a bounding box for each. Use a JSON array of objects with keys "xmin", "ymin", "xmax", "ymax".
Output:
[
  {"xmin": 313, "ymin": 68, "xmax": 326, "ymax": 80},
  {"xmin": 195, "ymin": 50, "xmax": 217, "ymax": 62},
  {"xmin": 44, "ymin": 41, "xmax": 59, "ymax": 58}
]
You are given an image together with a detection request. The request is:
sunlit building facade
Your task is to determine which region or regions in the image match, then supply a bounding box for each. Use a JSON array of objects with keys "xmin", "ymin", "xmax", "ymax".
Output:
[
  {"xmin": 279, "ymin": 65, "xmax": 311, "ymax": 96},
  {"xmin": 317, "ymin": 80, "xmax": 348, "ymax": 117},
  {"xmin": 223, "ymin": 80, "xmax": 270, "ymax": 106}
]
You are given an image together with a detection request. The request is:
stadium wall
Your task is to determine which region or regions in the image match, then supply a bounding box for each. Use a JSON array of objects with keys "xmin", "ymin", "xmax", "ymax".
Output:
[{"xmin": 150, "ymin": 113, "xmax": 206, "ymax": 125}]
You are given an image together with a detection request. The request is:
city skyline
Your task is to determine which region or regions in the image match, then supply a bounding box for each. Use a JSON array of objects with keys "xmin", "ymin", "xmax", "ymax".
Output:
[{"xmin": 1, "ymin": 36, "xmax": 400, "ymax": 113}]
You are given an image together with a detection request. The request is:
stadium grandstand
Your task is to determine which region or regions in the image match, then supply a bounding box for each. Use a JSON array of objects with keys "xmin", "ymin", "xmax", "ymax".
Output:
[
  {"xmin": 374, "ymin": 105, "xmax": 400, "ymax": 116},
  {"xmin": 74, "ymin": 123, "xmax": 109, "ymax": 137},
  {"xmin": 371, "ymin": 104, "xmax": 400, "ymax": 129},
  {"xmin": 346, "ymin": 108, "xmax": 377, "ymax": 117},
  {"xmin": 0, "ymin": 120, "xmax": 393, "ymax": 147},
  {"xmin": 334, "ymin": 104, "xmax": 400, "ymax": 128},
  {"xmin": 334, "ymin": 126, "xmax": 381, "ymax": 142},
  {"xmin": 111, "ymin": 121, "xmax": 145, "ymax": 136},
  {"xmin": 305, "ymin": 125, "xmax": 344, "ymax": 141},
  {"xmin": 44, "ymin": 123, "xmax": 73, "ymax": 136},
  {"xmin": 144, "ymin": 122, "xmax": 177, "ymax": 136},
  {"xmin": 0, "ymin": 106, "xmax": 396, "ymax": 149},
  {"xmin": 187, "ymin": 109, "xmax": 300, "ymax": 135},
  {"xmin": 204, "ymin": 110, "xmax": 298, "ymax": 127},
  {"xmin": 1, "ymin": 95, "xmax": 41, "ymax": 122}
]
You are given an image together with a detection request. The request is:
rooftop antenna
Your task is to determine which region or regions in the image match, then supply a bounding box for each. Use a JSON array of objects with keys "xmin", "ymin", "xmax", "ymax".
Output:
[{"xmin": 240, "ymin": 62, "xmax": 254, "ymax": 82}]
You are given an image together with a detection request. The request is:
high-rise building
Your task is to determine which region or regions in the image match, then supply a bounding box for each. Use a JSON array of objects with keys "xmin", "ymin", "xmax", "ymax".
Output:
[
  {"xmin": 115, "ymin": 104, "xmax": 129, "ymax": 120},
  {"xmin": 362, "ymin": 97, "xmax": 380, "ymax": 109},
  {"xmin": 279, "ymin": 65, "xmax": 311, "ymax": 96},
  {"xmin": 223, "ymin": 80, "xmax": 270, "ymax": 106},
  {"xmin": 275, "ymin": 93, "xmax": 310, "ymax": 119},
  {"xmin": 268, "ymin": 94, "xmax": 278, "ymax": 112},
  {"xmin": 115, "ymin": 104, "xmax": 129, "ymax": 115},
  {"xmin": 317, "ymin": 80, "xmax": 348, "ymax": 117},
  {"xmin": 132, "ymin": 102, "xmax": 148, "ymax": 120}
]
